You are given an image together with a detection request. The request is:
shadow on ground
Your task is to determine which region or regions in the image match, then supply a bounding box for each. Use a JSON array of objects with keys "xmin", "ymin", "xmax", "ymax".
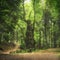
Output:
[{"xmin": 0, "ymin": 53, "xmax": 60, "ymax": 60}]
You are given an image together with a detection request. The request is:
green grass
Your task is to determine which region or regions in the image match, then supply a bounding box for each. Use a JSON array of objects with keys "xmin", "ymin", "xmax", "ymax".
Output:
[{"xmin": 32, "ymin": 48, "xmax": 60, "ymax": 54}]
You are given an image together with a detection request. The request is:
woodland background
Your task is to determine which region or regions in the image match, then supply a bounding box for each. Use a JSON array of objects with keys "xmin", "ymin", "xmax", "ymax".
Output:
[{"xmin": 0, "ymin": 0, "xmax": 60, "ymax": 53}]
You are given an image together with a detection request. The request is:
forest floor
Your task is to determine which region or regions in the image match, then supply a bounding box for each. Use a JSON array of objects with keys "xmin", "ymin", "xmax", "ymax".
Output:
[{"xmin": 0, "ymin": 48, "xmax": 60, "ymax": 60}]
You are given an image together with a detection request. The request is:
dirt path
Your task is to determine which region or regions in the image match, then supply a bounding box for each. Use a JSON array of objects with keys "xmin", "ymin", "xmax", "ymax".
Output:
[{"xmin": 0, "ymin": 53, "xmax": 60, "ymax": 60}]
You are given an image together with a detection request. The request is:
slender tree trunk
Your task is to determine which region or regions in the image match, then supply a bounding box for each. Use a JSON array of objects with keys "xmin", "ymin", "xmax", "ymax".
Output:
[
  {"xmin": 43, "ymin": 9, "xmax": 48, "ymax": 48},
  {"xmin": 57, "ymin": 14, "xmax": 60, "ymax": 47},
  {"xmin": 53, "ymin": 22, "xmax": 57, "ymax": 48},
  {"xmin": 38, "ymin": 30, "xmax": 41, "ymax": 49},
  {"xmin": 33, "ymin": 0, "xmax": 36, "ymax": 49}
]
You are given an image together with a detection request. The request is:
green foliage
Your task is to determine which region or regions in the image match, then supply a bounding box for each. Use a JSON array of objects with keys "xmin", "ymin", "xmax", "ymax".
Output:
[{"xmin": 0, "ymin": 0, "xmax": 22, "ymax": 43}]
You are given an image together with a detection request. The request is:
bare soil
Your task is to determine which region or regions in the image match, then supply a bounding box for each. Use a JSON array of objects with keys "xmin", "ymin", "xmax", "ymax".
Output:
[{"xmin": 0, "ymin": 53, "xmax": 60, "ymax": 60}]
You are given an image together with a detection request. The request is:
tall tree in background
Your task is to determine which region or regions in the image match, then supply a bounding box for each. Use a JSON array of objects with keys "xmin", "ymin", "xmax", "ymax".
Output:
[
  {"xmin": 21, "ymin": 0, "xmax": 35, "ymax": 51},
  {"xmin": 43, "ymin": 8, "xmax": 51, "ymax": 48}
]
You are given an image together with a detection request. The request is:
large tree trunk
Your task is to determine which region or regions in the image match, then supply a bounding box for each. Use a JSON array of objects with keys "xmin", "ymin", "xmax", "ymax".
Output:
[{"xmin": 25, "ymin": 20, "xmax": 35, "ymax": 51}]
